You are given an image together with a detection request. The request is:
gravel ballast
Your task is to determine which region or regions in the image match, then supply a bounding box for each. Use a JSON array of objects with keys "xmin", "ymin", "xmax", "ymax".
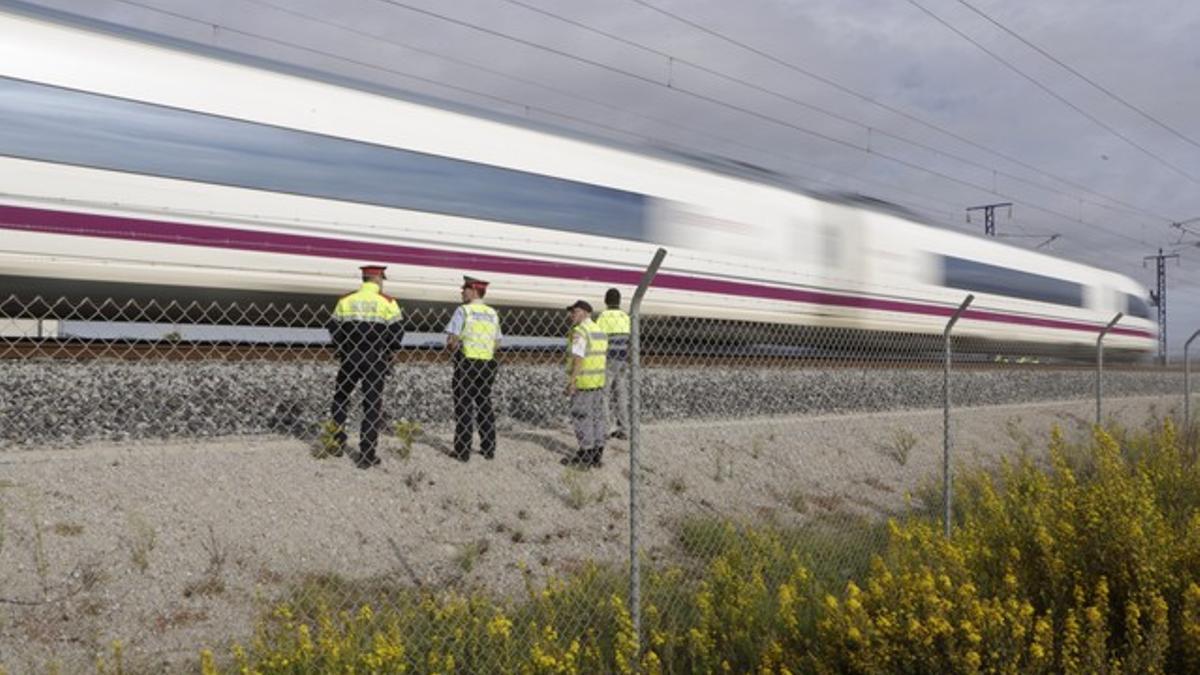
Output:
[{"xmin": 0, "ymin": 360, "xmax": 1183, "ymax": 447}]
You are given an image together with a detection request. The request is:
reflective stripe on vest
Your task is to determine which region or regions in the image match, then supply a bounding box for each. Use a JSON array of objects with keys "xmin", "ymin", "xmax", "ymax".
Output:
[
  {"xmin": 596, "ymin": 309, "xmax": 631, "ymax": 350},
  {"xmin": 567, "ymin": 318, "xmax": 608, "ymax": 389},
  {"xmin": 460, "ymin": 302, "xmax": 499, "ymax": 361},
  {"xmin": 332, "ymin": 282, "xmax": 402, "ymax": 323}
]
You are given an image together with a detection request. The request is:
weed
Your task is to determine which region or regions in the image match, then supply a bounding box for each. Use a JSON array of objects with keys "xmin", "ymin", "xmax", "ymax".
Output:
[
  {"xmin": 517, "ymin": 509, "xmax": 530, "ymax": 521},
  {"xmin": 404, "ymin": 470, "xmax": 427, "ymax": 492},
  {"xmin": 29, "ymin": 496, "xmax": 48, "ymax": 590},
  {"xmin": 392, "ymin": 419, "xmax": 423, "ymax": 460},
  {"xmin": 79, "ymin": 561, "xmax": 107, "ymax": 592},
  {"xmin": 510, "ymin": 529, "xmax": 525, "ymax": 544},
  {"xmin": 563, "ymin": 471, "xmax": 590, "ymax": 510},
  {"xmin": 454, "ymin": 538, "xmax": 490, "ymax": 573},
  {"xmin": 183, "ymin": 575, "xmax": 226, "ymax": 598},
  {"xmin": 712, "ymin": 446, "xmax": 734, "ymax": 482},
  {"xmin": 1004, "ymin": 415, "xmax": 1034, "ymax": 453},
  {"xmin": 53, "ymin": 522, "xmax": 84, "ymax": 537},
  {"xmin": 785, "ymin": 489, "xmax": 808, "ymax": 513},
  {"xmin": 667, "ymin": 475, "xmax": 687, "ymax": 494},
  {"xmin": 126, "ymin": 513, "xmax": 157, "ymax": 573},
  {"xmin": 477, "ymin": 501, "xmax": 493, "ymax": 514},
  {"xmin": 883, "ymin": 427, "xmax": 918, "ymax": 466},
  {"xmin": 750, "ymin": 434, "xmax": 765, "ymax": 460}
]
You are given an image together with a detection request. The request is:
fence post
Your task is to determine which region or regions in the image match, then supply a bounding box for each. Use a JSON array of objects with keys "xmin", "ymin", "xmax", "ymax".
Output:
[
  {"xmin": 628, "ymin": 247, "xmax": 666, "ymax": 654},
  {"xmin": 943, "ymin": 294, "xmax": 973, "ymax": 538},
  {"xmin": 1095, "ymin": 313, "xmax": 1123, "ymax": 427},
  {"xmin": 1186, "ymin": 329, "xmax": 1200, "ymax": 431}
]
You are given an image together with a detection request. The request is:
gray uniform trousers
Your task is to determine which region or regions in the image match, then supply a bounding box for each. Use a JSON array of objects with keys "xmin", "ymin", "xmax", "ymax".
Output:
[
  {"xmin": 570, "ymin": 389, "xmax": 607, "ymax": 451},
  {"xmin": 605, "ymin": 358, "xmax": 630, "ymax": 435}
]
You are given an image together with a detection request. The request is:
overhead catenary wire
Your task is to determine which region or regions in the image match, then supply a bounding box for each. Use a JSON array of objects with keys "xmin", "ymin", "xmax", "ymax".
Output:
[
  {"xmin": 371, "ymin": 0, "xmax": 1157, "ymax": 250},
  {"xmin": 625, "ymin": 0, "xmax": 1177, "ymax": 224},
  {"xmin": 100, "ymin": 0, "xmax": 969, "ymax": 230},
  {"xmin": 903, "ymin": 0, "xmax": 1200, "ymax": 186},
  {"xmin": 237, "ymin": 0, "xmax": 969, "ymax": 223},
  {"xmin": 954, "ymin": 0, "xmax": 1200, "ymax": 154}
]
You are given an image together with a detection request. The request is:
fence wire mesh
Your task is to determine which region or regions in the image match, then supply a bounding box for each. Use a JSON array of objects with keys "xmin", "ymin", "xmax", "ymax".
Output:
[{"xmin": 0, "ymin": 291, "xmax": 1190, "ymax": 672}]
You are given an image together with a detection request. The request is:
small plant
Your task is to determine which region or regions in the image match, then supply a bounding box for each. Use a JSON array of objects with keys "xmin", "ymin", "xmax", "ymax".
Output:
[
  {"xmin": 712, "ymin": 447, "xmax": 734, "ymax": 483},
  {"xmin": 750, "ymin": 435, "xmax": 765, "ymax": 460},
  {"xmin": 517, "ymin": 509, "xmax": 529, "ymax": 521},
  {"xmin": 53, "ymin": 522, "xmax": 84, "ymax": 537},
  {"xmin": 477, "ymin": 501, "xmax": 493, "ymax": 514},
  {"xmin": 667, "ymin": 475, "xmax": 687, "ymax": 494},
  {"xmin": 183, "ymin": 575, "xmax": 226, "ymax": 598},
  {"xmin": 786, "ymin": 489, "xmax": 808, "ymax": 514},
  {"xmin": 1004, "ymin": 415, "xmax": 1033, "ymax": 453},
  {"xmin": 884, "ymin": 427, "xmax": 918, "ymax": 466},
  {"xmin": 313, "ymin": 421, "xmax": 340, "ymax": 459},
  {"xmin": 454, "ymin": 538, "xmax": 490, "ymax": 573},
  {"xmin": 510, "ymin": 529, "xmax": 525, "ymax": 544},
  {"xmin": 392, "ymin": 419, "xmax": 423, "ymax": 460},
  {"xmin": 563, "ymin": 471, "xmax": 590, "ymax": 510},
  {"xmin": 404, "ymin": 470, "xmax": 427, "ymax": 492},
  {"xmin": 126, "ymin": 513, "xmax": 157, "ymax": 573}
]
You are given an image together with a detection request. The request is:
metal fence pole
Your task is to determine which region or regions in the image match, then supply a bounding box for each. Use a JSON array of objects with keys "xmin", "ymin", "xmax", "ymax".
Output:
[
  {"xmin": 1095, "ymin": 313, "xmax": 1123, "ymax": 427},
  {"xmin": 943, "ymin": 294, "xmax": 973, "ymax": 538},
  {"xmin": 1186, "ymin": 329, "xmax": 1200, "ymax": 431},
  {"xmin": 628, "ymin": 247, "xmax": 666, "ymax": 653}
]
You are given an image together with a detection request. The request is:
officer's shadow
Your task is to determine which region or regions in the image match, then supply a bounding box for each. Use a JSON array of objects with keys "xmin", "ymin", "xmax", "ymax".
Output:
[{"xmin": 505, "ymin": 431, "xmax": 576, "ymax": 459}]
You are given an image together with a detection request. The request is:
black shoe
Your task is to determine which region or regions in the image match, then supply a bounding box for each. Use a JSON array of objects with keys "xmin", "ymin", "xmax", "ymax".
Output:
[
  {"xmin": 481, "ymin": 450, "xmax": 495, "ymax": 460},
  {"xmin": 450, "ymin": 450, "xmax": 470, "ymax": 463},
  {"xmin": 609, "ymin": 431, "xmax": 628, "ymax": 440},
  {"xmin": 587, "ymin": 447, "xmax": 605, "ymax": 468},
  {"xmin": 561, "ymin": 450, "xmax": 597, "ymax": 469},
  {"xmin": 352, "ymin": 452, "xmax": 381, "ymax": 469}
]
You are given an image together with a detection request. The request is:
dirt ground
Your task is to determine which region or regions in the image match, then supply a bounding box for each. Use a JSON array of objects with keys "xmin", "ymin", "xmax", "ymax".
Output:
[{"xmin": 0, "ymin": 394, "xmax": 1182, "ymax": 672}]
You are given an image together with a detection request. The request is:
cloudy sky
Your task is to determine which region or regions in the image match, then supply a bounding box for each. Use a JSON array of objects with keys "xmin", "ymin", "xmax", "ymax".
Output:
[{"xmin": 13, "ymin": 0, "xmax": 1200, "ymax": 353}]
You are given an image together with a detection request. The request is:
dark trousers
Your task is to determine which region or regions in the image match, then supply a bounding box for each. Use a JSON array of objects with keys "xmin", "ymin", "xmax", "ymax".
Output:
[
  {"xmin": 331, "ymin": 357, "xmax": 388, "ymax": 457},
  {"xmin": 452, "ymin": 356, "xmax": 497, "ymax": 457}
]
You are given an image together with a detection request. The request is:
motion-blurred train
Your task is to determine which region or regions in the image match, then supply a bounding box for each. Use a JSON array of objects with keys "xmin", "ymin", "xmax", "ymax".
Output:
[{"xmin": 0, "ymin": 2, "xmax": 1156, "ymax": 356}]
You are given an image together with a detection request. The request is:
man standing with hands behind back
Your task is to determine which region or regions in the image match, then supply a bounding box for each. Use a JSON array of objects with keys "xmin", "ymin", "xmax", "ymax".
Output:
[
  {"xmin": 561, "ymin": 300, "xmax": 608, "ymax": 468},
  {"xmin": 445, "ymin": 276, "xmax": 501, "ymax": 462}
]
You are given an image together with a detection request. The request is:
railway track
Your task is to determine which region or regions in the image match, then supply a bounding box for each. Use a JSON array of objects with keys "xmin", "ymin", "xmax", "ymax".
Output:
[{"xmin": 0, "ymin": 339, "xmax": 1177, "ymax": 371}]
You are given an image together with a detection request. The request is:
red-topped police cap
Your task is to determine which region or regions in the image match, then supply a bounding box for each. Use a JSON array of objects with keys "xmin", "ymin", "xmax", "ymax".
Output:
[
  {"xmin": 359, "ymin": 265, "xmax": 387, "ymax": 279},
  {"xmin": 462, "ymin": 275, "xmax": 489, "ymax": 292}
]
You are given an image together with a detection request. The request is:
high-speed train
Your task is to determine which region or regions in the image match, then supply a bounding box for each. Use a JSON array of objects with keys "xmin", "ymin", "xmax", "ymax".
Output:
[{"xmin": 0, "ymin": 2, "xmax": 1155, "ymax": 354}]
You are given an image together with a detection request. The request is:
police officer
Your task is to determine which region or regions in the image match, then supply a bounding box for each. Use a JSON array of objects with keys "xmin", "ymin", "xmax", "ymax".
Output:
[
  {"xmin": 325, "ymin": 265, "xmax": 404, "ymax": 469},
  {"xmin": 595, "ymin": 288, "xmax": 631, "ymax": 440},
  {"xmin": 561, "ymin": 300, "xmax": 608, "ymax": 468},
  {"xmin": 445, "ymin": 276, "xmax": 501, "ymax": 462}
]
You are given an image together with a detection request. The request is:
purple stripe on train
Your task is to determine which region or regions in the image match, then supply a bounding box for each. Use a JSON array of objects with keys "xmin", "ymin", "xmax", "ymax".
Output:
[{"xmin": 0, "ymin": 204, "xmax": 1154, "ymax": 340}]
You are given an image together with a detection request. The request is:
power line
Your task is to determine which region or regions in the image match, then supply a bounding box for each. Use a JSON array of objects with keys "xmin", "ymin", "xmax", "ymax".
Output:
[
  {"xmin": 47, "ymin": 0, "xmax": 1165, "ymax": 254},
  {"xmin": 625, "ymin": 0, "xmax": 1175, "ymax": 223},
  {"xmin": 955, "ymin": 0, "xmax": 1200, "ymax": 153},
  {"xmin": 497, "ymin": 0, "xmax": 1160, "ymax": 225},
  {"xmin": 371, "ymin": 0, "xmax": 1158, "ymax": 250},
  {"xmin": 239, "ymin": 0, "xmax": 969, "ymax": 221},
  {"xmin": 904, "ymin": 0, "xmax": 1200, "ymax": 185},
  {"xmin": 81, "ymin": 0, "xmax": 973, "ymax": 233}
]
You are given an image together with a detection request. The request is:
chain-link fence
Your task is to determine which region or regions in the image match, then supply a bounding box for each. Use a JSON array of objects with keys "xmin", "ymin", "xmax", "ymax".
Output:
[{"xmin": 0, "ymin": 281, "xmax": 1191, "ymax": 672}]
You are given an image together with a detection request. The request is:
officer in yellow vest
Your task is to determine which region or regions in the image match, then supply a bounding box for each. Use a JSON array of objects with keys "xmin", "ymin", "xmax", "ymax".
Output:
[
  {"xmin": 562, "ymin": 300, "xmax": 608, "ymax": 468},
  {"xmin": 595, "ymin": 288, "xmax": 631, "ymax": 440},
  {"xmin": 325, "ymin": 265, "xmax": 404, "ymax": 469},
  {"xmin": 445, "ymin": 276, "xmax": 502, "ymax": 462}
]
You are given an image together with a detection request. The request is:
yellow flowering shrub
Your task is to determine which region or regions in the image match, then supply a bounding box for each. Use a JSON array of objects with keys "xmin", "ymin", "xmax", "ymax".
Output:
[{"xmin": 180, "ymin": 420, "xmax": 1199, "ymax": 674}]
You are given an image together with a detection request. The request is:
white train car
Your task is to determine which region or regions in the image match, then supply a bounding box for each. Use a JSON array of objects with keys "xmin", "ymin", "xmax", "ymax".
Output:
[{"xmin": 0, "ymin": 2, "xmax": 1155, "ymax": 354}]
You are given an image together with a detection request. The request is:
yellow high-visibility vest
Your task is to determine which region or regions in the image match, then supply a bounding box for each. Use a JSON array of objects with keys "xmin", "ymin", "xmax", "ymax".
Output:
[
  {"xmin": 332, "ymin": 281, "xmax": 402, "ymax": 323},
  {"xmin": 596, "ymin": 309, "xmax": 631, "ymax": 336},
  {"xmin": 459, "ymin": 302, "xmax": 499, "ymax": 361},
  {"xmin": 567, "ymin": 318, "xmax": 608, "ymax": 389}
]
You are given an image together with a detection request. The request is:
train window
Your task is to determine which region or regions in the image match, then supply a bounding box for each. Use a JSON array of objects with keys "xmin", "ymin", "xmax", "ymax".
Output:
[
  {"xmin": 1125, "ymin": 293, "xmax": 1152, "ymax": 319},
  {"xmin": 0, "ymin": 77, "xmax": 647, "ymax": 240},
  {"xmin": 939, "ymin": 255, "xmax": 1084, "ymax": 307}
]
